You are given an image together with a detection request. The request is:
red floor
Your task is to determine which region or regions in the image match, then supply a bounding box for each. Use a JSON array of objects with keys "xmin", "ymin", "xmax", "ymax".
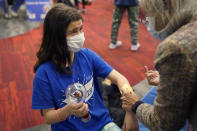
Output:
[{"xmin": 0, "ymin": 0, "xmax": 158, "ymax": 130}]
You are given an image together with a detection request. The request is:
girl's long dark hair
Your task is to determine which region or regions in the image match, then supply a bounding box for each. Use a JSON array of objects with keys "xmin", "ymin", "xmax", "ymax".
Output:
[{"xmin": 34, "ymin": 4, "xmax": 83, "ymax": 74}]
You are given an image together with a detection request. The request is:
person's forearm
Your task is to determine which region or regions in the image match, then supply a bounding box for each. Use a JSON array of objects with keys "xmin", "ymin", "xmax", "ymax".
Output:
[
  {"xmin": 124, "ymin": 111, "xmax": 139, "ymax": 131},
  {"xmin": 108, "ymin": 70, "xmax": 132, "ymax": 90},
  {"xmin": 116, "ymin": 74, "xmax": 130, "ymax": 90},
  {"xmin": 135, "ymin": 103, "xmax": 172, "ymax": 130},
  {"xmin": 44, "ymin": 106, "xmax": 71, "ymax": 124},
  {"xmin": 115, "ymin": 73, "xmax": 134, "ymax": 95}
]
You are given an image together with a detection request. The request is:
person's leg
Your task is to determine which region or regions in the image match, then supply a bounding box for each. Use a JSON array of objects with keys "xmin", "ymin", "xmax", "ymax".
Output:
[
  {"xmin": 0, "ymin": 0, "xmax": 8, "ymax": 13},
  {"xmin": 81, "ymin": 0, "xmax": 86, "ymax": 13},
  {"xmin": 81, "ymin": 0, "xmax": 85, "ymax": 9},
  {"xmin": 110, "ymin": 5, "xmax": 125, "ymax": 45},
  {"xmin": 100, "ymin": 122, "xmax": 121, "ymax": 131},
  {"xmin": 74, "ymin": 0, "xmax": 79, "ymax": 9},
  {"xmin": 127, "ymin": 6, "xmax": 139, "ymax": 46},
  {"xmin": 0, "ymin": 0, "xmax": 10, "ymax": 18},
  {"xmin": 64, "ymin": 0, "xmax": 74, "ymax": 7},
  {"xmin": 11, "ymin": 0, "xmax": 24, "ymax": 12}
]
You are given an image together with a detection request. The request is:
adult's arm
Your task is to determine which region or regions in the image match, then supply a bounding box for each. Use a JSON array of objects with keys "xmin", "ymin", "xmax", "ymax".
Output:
[{"xmin": 136, "ymin": 42, "xmax": 195, "ymax": 130}]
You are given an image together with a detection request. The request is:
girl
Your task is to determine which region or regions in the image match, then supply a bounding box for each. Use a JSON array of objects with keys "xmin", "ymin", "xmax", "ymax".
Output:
[{"xmin": 32, "ymin": 4, "xmax": 138, "ymax": 131}]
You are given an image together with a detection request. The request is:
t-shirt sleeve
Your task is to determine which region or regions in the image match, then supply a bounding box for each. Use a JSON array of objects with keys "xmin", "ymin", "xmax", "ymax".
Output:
[
  {"xmin": 86, "ymin": 49, "xmax": 113, "ymax": 78},
  {"xmin": 32, "ymin": 76, "xmax": 55, "ymax": 109}
]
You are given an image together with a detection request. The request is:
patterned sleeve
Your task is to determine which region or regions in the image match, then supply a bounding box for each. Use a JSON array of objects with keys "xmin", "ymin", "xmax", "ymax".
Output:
[{"xmin": 136, "ymin": 41, "xmax": 195, "ymax": 130}]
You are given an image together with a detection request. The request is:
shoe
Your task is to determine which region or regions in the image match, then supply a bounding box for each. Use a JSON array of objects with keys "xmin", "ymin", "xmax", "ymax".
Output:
[
  {"xmin": 4, "ymin": 13, "xmax": 11, "ymax": 18},
  {"xmin": 10, "ymin": 9, "xmax": 18, "ymax": 17},
  {"xmin": 131, "ymin": 43, "xmax": 140, "ymax": 51},
  {"xmin": 109, "ymin": 41, "xmax": 122, "ymax": 49},
  {"xmin": 81, "ymin": 9, "xmax": 86, "ymax": 14}
]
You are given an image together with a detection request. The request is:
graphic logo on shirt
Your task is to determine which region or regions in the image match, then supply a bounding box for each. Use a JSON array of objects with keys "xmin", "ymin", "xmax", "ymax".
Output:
[
  {"xmin": 84, "ymin": 78, "xmax": 94, "ymax": 102},
  {"xmin": 63, "ymin": 78, "xmax": 94, "ymax": 104}
]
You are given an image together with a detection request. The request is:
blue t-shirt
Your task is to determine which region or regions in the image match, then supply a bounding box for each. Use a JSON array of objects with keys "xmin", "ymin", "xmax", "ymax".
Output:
[{"xmin": 32, "ymin": 48, "xmax": 114, "ymax": 131}]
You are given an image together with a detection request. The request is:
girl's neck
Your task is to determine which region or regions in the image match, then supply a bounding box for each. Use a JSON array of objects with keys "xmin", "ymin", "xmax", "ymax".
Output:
[{"xmin": 65, "ymin": 53, "xmax": 74, "ymax": 67}]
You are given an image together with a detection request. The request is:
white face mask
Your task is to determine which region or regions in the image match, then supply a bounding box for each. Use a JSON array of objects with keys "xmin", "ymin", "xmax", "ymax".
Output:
[
  {"xmin": 146, "ymin": 17, "xmax": 168, "ymax": 41},
  {"xmin": 67, "ymin": 32, "xmax": 85, "ymax": 52}
]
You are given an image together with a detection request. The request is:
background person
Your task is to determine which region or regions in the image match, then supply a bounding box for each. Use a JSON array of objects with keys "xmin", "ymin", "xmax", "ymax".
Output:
[
  {"xmin": 74, "ymin": 0, "xmax": 86, "ymax": 13},
  {"xmin": 109, "ymin": 0, "xmax": 140, "ymax": 51}
]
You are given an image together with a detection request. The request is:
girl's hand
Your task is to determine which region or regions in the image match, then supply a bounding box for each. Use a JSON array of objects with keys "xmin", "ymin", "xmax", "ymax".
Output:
[{"xmin": 66, "ymin": 102, "xmax": 89, "ymax": 117}]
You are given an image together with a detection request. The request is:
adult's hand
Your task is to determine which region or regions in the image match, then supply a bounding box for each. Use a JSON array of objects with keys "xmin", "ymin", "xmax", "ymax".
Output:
[
  {"xmin": 144, "ymin": 66, "xmax": 160, "ymax": 85},
  {"xmin": 121, "ymin": 92, "xmax": 140, "ymax": 112}
]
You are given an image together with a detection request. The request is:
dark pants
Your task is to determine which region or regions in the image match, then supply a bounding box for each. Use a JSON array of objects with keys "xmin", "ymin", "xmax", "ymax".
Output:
[{"xmin": 74, "ymin": 0, "xmax": 85, "ymax": 9}]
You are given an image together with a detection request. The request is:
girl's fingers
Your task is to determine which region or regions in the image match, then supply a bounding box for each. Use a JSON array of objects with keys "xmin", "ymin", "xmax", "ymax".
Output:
[{"xmin": 72, "ymin": 102, "xmax": 84, "ymax": 110}]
